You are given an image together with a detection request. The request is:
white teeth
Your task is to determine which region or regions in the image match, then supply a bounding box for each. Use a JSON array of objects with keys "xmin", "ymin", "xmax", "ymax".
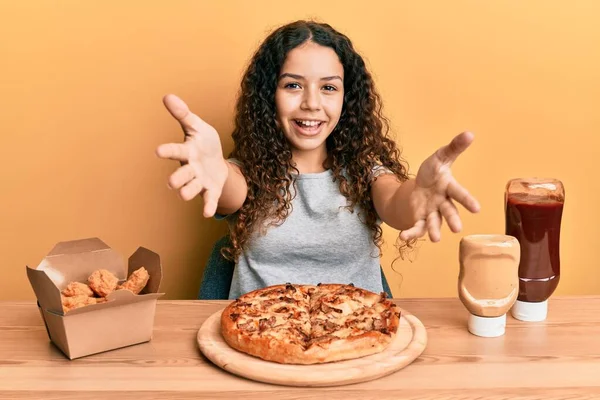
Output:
[{"xmin": 296, "ymin": 120, "xmax": 321, "ymax": 127}]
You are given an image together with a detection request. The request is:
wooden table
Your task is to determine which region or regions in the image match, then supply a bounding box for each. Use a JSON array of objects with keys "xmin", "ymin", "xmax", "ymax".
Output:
[{"xmin": 1, "ymin": 297, "xmax": 599, "ymax": 399}]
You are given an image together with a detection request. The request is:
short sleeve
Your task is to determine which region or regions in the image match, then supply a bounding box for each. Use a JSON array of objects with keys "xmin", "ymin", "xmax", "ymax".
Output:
[
  {"xmin": 371, "ymin": 164, "xmax": 394, "ymax": 181},
  {"xmin": 227, "ymin": 158, "xmax": 243, "ymax": 168}
]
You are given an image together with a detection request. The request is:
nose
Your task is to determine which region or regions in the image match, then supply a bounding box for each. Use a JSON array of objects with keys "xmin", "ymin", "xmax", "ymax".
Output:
[{"xmin": 300, "ymin": 86, "xmax": 321, "ymax": 111}]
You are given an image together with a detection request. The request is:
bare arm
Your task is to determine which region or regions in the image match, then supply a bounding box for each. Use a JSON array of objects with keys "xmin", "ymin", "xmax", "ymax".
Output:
[
  {"xmin": 371, "ymin": 174, "xmax": 418, "ymax": 231},
  {"xmin": 216, "ymin": 161, "xmax": 247, "ymax": 215}
]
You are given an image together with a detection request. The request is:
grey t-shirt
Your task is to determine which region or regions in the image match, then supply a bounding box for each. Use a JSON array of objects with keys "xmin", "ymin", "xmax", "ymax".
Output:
[{"xmin": 224, "ymin": 167, "xmax": 385, "ymax": 300}]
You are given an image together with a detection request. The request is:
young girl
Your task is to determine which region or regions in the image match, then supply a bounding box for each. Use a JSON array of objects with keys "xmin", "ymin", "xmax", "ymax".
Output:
[{"xmin": 156, "ymin": 20, "xmax": 480, "ymax": 299}]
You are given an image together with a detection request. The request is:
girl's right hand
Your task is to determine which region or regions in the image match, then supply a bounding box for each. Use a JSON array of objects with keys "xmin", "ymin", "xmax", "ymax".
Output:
[{"xmin": 156, "ymin": 94, "xmax": 229, "ymax": 218}]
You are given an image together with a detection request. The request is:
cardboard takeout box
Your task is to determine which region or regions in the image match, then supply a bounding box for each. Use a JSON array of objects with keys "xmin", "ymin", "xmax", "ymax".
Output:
[{"xmin": 26, "ymin": 237, "xmax": 164, "ymax": 359}]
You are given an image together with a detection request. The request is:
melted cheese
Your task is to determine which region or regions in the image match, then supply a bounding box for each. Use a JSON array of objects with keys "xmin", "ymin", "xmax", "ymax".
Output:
[{"xmin": 231, "ymin": 284, "xmax": 394, "ymax": 346}]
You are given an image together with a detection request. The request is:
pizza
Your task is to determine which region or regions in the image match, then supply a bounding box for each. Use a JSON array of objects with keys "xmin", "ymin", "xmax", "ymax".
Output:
[{"xmin": 220, "ymin": 283, "xmax": 400, "ymax": 364}]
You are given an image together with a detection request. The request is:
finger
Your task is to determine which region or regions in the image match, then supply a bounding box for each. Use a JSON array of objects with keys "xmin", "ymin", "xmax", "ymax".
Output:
[
  {"xmin": 399, "ymin": 219, "xmax": 427, "ymax": 241},
  {"xmin": 439, "ymin": 198, "xmax": 462, "ymax": 233},
  {"xmin": 156, "ymin": 142, "xmax": 190, "ymax": 161},
  {"xmin": 435, "ymin": 131, "xmax": 474, "ymax": 164},
  {"xmin": 163, "ymin": 94, "xmax": 209, "ymax": 135},
  {"xmin": 168, "ymin": 164, "xmax": 196, "ymax": 190},
  {"xmin": 179, "ymin": 178, "xmax": 204, "ymax": 201},
  {"xmin": 202, "ymin": 188, "xmax": 222, "ymax": 218},
  {"xmin": 427, "ymin": 211, "xmax": 442, "ymax": 243},
  {"xmin": 447, "ymin": 180, "xmax": 481, "ymax": 213}
]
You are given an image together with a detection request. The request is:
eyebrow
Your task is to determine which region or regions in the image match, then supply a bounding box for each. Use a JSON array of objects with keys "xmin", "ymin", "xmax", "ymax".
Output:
[{"xmin": 278, "ymin": 73, "xmax": 343, "ymax": 82}]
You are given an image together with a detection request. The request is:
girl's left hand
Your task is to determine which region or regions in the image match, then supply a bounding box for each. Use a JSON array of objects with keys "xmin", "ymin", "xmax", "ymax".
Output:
[{"xmin": 400, "ymin": 131, "xmax": 481, "ymax": 243}]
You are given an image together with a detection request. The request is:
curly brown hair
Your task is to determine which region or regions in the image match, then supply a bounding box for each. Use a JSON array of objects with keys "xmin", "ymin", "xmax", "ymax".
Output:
[{"xmin": 223, "ymin": 20, "xmax": 411, "ymax": 261}]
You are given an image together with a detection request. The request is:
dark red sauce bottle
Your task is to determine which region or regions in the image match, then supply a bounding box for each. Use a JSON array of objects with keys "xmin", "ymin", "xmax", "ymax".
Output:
[{"xmin": 505, "ymin": 178, "xmax": 565, "ymax": 321}]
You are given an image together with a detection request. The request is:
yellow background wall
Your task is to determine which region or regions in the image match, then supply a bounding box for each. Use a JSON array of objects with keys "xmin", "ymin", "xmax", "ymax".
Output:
[{"xmin": 1, "ymin": 1, "xmax": 598, "ymax": 300}]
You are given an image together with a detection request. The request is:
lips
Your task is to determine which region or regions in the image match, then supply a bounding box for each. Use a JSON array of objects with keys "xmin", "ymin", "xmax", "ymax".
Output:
[{"xmin": 292, "ymin": 120, "xmax": 325, "ymax": 136}]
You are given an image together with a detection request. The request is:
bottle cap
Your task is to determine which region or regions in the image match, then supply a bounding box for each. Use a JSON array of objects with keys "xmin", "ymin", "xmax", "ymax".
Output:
[
  {"xmin": 467, "ymin": 313, "xmax": 506, "ymax": 337},
  {"xmin": 511, "ymin": 299, "xmax": 548, "ymax": 322}
]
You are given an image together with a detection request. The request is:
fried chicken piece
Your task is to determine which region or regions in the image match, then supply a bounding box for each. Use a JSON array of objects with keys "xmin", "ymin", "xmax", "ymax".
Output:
[
  {"xmin": 61, "ymin": 295, "xmax": 107, "ymax": 313},
  {"xmin": 61, "ymin": 281, "xmax": 94, "ymax": 297},
  {"xmin": 87, "ymin": 269, "xmax": 119, "ymax": 297},
  {"xmin": 117, "ymin": 267, "xmax": 149, "ymax": 294}
]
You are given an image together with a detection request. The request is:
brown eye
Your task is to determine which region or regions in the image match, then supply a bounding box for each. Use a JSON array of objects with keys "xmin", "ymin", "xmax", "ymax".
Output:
[{"xmin": 284, "ymin": 82, "xmax": 301, "ymax": 89}]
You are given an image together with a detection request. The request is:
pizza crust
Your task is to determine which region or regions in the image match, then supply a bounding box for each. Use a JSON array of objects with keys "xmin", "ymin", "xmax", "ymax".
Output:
[
  {"xmin": 221, "ymin": 317, "xmax": 308, "ymax": 364},
  {"xmin": 303, "ymin": 331, "xmax": 394, "ymax": 364}
]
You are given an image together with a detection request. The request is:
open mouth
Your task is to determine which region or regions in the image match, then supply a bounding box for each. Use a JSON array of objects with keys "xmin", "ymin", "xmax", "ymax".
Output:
[{"xmin": 292, "ymin": 120, "xmax": 325, "ymax": 136}]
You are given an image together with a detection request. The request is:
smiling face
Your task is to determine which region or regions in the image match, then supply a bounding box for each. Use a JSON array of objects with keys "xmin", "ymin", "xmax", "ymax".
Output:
[{"xmin": 275, "ymin": 41, "xmax": 345, "ymax": 169}]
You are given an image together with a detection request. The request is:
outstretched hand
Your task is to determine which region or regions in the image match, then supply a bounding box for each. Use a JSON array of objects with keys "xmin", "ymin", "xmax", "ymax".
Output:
[
  {"xmin": 400, "ymin": 132, "xmax": 480, "ymax": 243},
  {"xmin": 155, "ymin": 94, "xmax": 228, "ymax": 217}
]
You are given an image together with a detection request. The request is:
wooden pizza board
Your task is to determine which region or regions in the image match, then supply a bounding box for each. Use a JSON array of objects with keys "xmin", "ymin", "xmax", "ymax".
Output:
[{"xmin": 197, "ymin": 307, "xmax": 427, "ymax": 387}]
